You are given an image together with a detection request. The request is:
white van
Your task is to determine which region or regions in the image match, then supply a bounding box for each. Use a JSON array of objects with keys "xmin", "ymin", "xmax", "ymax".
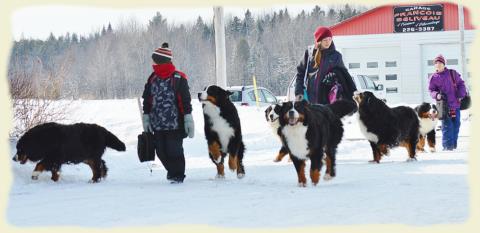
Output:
[{"xmin": 286, "ymin": 74, "xmax": 385, "ymax": 102}]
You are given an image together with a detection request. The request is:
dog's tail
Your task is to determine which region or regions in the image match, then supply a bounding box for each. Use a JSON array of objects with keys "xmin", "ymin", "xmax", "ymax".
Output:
[
  {"xmin": 328, "ymin": 99, "xmax": 358, "ymax": 119},
  {"xmin": 103, "ymin": 128, "xmax": 126, "ymax": 151}
]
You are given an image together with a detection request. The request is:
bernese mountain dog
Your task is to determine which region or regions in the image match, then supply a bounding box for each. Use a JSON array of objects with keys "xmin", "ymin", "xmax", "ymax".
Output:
[
  {"xmin": 12, "ymin": 122, "xmax": 126, "ymax": 182},
  {"xmin": 415, "ymin": 102, "xmax": 439, "ymax": 152},
  {"xmin": 265, "ymin": 104, "xmax": 290, "ymax": 162},
  {"xmin": 278, "ymin": 99, "xmax": 357, "ymax": 187},
  {"xmin": 353, "ymin": 91, "xmax": 420, "ymax": 163},
  {"xmin": 198, "ymin": 85, "xmax": 246, "ymax": 179}
]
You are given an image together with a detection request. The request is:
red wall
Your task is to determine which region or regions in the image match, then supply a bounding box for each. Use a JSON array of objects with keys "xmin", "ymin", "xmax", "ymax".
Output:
[{"xmin": 330, "ymin": 2, "xmax": 474, "ymax": 36}]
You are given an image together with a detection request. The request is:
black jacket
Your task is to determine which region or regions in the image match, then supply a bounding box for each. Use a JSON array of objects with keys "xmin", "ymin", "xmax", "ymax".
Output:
[
  {"xmin": 331, "ymin": 67, "xmax": 357, "ymax": 102},
  {"xmin": 142, "ymin": 71, "xmax": 192, "ymax": 137},
  {"xmin": 295, "ymin": 42, "xmax": 349, "ymax": 104}
]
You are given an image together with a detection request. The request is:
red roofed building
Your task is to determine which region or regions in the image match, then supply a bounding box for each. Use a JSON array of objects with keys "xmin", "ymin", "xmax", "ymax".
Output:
[{"xmin": 329, "ymin": 2, "xmax": 475, "ymax": 103}]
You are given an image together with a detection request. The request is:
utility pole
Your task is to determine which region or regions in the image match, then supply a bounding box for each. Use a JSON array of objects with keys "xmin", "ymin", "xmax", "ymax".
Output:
[
  {"xmin": 213, "ymin": 6, "xmax": 227, "ymax": 88},
  {"xmin": 458, "ymin": 4, "xmax": 468, "ymax": 86}
]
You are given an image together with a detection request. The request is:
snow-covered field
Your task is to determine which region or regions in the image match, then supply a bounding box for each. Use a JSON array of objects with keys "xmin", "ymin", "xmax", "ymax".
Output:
[{"xmin": 7, "ymin": 99, "xmax": 471, "ymax": 227}]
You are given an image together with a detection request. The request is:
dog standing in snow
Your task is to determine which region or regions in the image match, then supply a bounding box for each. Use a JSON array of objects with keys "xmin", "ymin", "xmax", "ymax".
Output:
[
  {"xmin": 198, "ymin": 85, "xmax": 246, "ymax": 179},
  {"xmin": 265, "ymin": 104, "xmax": 290, "ymax": 162},
  {"xmin": 415, "ymin": 102, "xmax": 439, "ymax": 152}
]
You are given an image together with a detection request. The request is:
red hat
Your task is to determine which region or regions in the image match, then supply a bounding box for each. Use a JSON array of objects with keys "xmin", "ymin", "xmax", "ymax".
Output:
[
  {"xmin": 434, "ymin": 54, "xmax": 445, "ymax": 65},
  {"xmin": 152, "ymin": 42, "xmax": 172, "ymax": 64},
  {"xmin": 314, "ymin": 26, "xmax": 333, "ymax": 42}
]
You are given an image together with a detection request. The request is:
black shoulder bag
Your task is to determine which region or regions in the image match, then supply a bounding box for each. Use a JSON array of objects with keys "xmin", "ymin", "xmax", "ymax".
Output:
[{"xmin": 449, "ymin": 70, "xmax": 471, "ymax": 110}]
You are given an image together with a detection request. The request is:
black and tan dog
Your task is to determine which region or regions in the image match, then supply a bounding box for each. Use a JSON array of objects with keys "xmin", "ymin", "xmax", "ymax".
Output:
[
  {"xmin": 415, "ymin": 102, "xmax": 439, "ymax": 152},
  {"xmin": 278, "ymin": 100, "xmax": 357, "ymax": 187},
  {"xmin": 265, "ymin": 104, "xmax": 290, "ymax": 162},
  {"xmin": 353, "ymin": 91, "xmax": 420, "ymax": 163},
  {"xmin": 198, "ymin": 85, "xmax": 246, "ymax": 179},
  {"xmin": 12, "ymin": 122, "xmax": 126, "ymax": 182}
]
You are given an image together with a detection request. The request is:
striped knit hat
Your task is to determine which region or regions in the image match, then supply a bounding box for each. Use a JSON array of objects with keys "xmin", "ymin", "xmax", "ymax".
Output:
[
  {"xmin": 434, "ymin": 54, "xmax": 445, "ymax": 65},
  {"xmin": 152, "ymin": 42, "xmax": 172, "ymax": 64}
]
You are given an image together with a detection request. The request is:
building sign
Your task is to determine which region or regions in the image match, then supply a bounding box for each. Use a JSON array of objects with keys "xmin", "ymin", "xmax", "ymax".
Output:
[{"xmin": 393, "ymin": 5, "xmax": 444, "ymax": 33}]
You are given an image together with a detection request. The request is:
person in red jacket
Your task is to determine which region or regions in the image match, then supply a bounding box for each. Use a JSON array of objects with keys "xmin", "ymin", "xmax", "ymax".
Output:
[{"xmin": 142, "ymin": 42, "xmax": 194, "ymax": 184}]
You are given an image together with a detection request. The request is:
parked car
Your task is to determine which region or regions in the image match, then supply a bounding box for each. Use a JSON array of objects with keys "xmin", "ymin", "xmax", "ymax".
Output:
[
  {"xmin": 286, "ymin": 74, "xmax": 385, "ymax": 102},
  {"xmin": 227, "ymin": 86, "xmax": 279, "ymax": 106},
  {"xmin": 352, "ymin": 74, "xmax": 386, "ymax": 101}
]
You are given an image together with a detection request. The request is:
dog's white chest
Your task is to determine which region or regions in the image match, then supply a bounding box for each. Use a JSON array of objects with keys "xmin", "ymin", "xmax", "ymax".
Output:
[
  {"xmin": 419, "ymin": 118, "xmax": 438, "ymax": 135},
  {"xmin": 282, "ymin": 124, "xmax": 309, "ymax": 160},
  {"xmin": 203, "ymin": 102, "xmax": 235, "ymax": 152},
  {"xmin": 269, "ymin": 120, "xmax": 280, "ymax": 136},
  {"xmin": 357, "ymin": 114, "xmax": 379, "ymax": 143}
]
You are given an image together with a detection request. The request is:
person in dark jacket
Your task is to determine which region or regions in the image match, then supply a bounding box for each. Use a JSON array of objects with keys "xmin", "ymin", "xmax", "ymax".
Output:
[
  {"xmin": 295, "ymin": 26, "xmax": 356, "ymax": 104},
  {"xmin": 142, "ymin": 42, "xmax": 194, "ymax": 184},
  {"xmin": 429, "ymin": 54, "xmax": 467, "ymax": 151}
]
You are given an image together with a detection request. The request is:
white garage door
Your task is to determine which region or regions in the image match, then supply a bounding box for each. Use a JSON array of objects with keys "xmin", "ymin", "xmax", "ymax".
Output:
[
  {"xmin": 343, "ymin": 47, "xmax": 401, "ymax": 103},
  {"xmin": 421, "ymin": 43, "xmax": 471, "ymax": 102}
]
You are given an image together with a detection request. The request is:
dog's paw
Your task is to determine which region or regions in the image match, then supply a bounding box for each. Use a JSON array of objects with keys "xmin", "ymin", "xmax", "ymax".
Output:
[
  {"xmin": 323, "ymin": 174, "xmax": 333, "ymax": 181},
  {"xmin": 215, "ymin": 174, "xmax": 225, "ymax": 179},
  {"xmin": 31, "ymin": 171, "xmax": 40, "ymax": 180},
  {"xmin": 237, "ymin": 173, "xmax": 245, "ymax": 179},
  {"xmin": 406, "ymin": 157, "xmax": 417, "ymax": 162},
  {"xmin": 368, "ymin": 160, "xmax": 380, "ymax": 164},
  {"xmin": 273, "ymin": 158, "xmax": 281, "ymax": 162},
  {"xmin": 430, "ymin": 148, "xmax": 436, "ymax": 153},
  {"xmin": 297, "ymin": 182, "xmax": 307, "ymax": 187}
]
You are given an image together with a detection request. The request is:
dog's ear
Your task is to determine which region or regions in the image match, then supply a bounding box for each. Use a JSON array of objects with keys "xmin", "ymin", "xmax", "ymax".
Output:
[
  {"xmin": 265, "ymin": 105, "xmax": 272, "ymax": 116},
  {"xmin": 273, "ymin": 104, "xmax": 282, "ymax": 114},
  {"xmin": 301, "ymin": 99, "xmax": 309, "ymax": 106}
]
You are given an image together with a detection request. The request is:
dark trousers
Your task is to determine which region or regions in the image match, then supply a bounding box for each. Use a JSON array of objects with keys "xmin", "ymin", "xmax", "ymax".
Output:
[
  {"xmin": 153, "ymin": 130, "xmax": 185, "ymax": 181},
  {"xmin": 442, "ymin": 108, "xmax": 461, "ymax": 150}
]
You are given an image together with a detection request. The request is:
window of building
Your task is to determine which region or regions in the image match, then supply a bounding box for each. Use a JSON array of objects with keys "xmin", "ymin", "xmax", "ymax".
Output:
[
  {"xmin": 385, "ymin": 74, "xmax": 397, "ymax": 81},
  {"xmin": 349, "ymin": 63, "xmax": 360, "ymax": 69},
  {"xmin": 367, "ymin": 62, "xmax": 378, "ymax": 68},
  {"xmin": 367, "ymin": 75, "xmax": 379, "ymax": 81},
  {"xmin": 428, "ymin": 60, "xmax": 434, "ymax": 66},
  {"xmin": 447, "ymin": 59, "xmax": 458, "ymax": 65},
  {"xmin": 386, "ymin": 87, "xmax": 398, "ymax": 93},
  {"xmin": 385, "ymin": 61, "xmax": 397, "ymax": 67}
]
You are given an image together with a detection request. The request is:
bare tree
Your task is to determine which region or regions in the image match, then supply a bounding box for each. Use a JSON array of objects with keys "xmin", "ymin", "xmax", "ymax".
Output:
[{"xmin": 9, "ymin": 54, "xmax": 72, "ymax": 138}]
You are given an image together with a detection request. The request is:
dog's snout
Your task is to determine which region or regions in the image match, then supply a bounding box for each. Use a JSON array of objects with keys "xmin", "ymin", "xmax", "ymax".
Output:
[
  {"xmin": 12, "ymin": 154, "xmax": 17, "ymax": 161},
  {"xmin": 288, "ymin": 111, "xmax": 295, "ymax": 118},
  {"xmin": 197, "ymin": 93, "xmax": 202, "ymax": 99}
]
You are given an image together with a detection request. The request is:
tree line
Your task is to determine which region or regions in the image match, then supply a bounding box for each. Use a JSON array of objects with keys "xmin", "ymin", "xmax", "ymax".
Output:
[{"xmin": 8, "ymin": 4, "xmax": 367, "ymax": 99}]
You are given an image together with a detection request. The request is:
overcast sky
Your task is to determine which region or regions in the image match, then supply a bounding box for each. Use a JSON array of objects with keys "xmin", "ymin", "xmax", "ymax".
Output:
[{"xmin": 11, "ymin": 4, "xmax": 330, "ymax": 40}]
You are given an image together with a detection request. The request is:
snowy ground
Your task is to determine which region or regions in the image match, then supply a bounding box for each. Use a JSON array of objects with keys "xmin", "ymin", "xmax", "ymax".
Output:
[{"xmin": 7, "ymin": 99, "xmax": 471, "ymax": 228}]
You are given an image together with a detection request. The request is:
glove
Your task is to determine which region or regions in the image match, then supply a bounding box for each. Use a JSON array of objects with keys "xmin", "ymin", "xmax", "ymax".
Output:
[
  {"xmin": 449, "ymin": 109, "xmax": 456, "ymax": 119},
  {"xmin": 322, "ymin": 72, "xmax": 336, "ymax": 85},
  {"xmin": 436, "ymin": 93, "xmax": 443, "ymax": 100},
  {"xmin": 184, "ymin": 114, "xmax": 195, "ymax": 138},
  {"xmin": 142, "ymin": 114, "xmax": 153, "ymax": 132},
  {"xmin": 295, "ymin": 95, "xmax": 303, "ymax": 101}
]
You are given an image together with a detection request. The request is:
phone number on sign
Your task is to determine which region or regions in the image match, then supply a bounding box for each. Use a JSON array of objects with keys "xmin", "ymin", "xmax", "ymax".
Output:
[{"xmin": 402, "ymin": 27, "xmax": 436, "ymax": 32}]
